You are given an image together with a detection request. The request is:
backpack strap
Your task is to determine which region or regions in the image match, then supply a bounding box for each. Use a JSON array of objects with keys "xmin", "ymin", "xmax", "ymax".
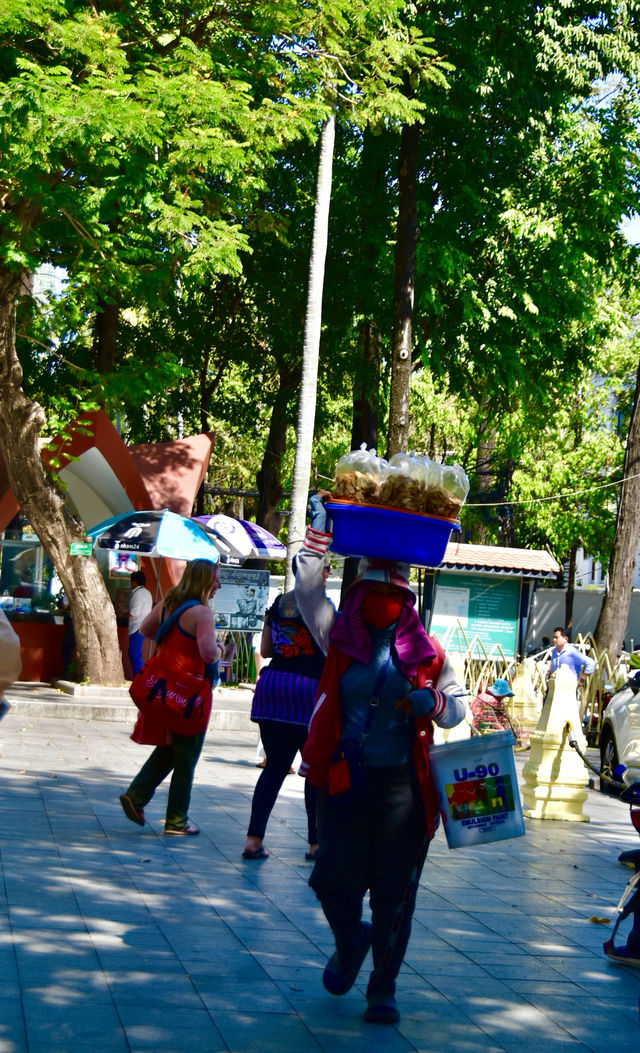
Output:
[{"xmin": 154, "ymin": 599, "xmax": 201, "ymax": 644}]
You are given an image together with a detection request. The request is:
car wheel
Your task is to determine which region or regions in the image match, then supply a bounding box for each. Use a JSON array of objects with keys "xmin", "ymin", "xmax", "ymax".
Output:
[{"xmin": 600, "ymin": 728, "xmax": 620, "ymax": 795}]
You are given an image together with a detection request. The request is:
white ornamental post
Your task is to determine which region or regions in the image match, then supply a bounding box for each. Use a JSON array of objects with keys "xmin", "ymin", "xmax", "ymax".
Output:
[{"xmin": 521, "ymin": 665, "xmax": 589, "ymax": 822}]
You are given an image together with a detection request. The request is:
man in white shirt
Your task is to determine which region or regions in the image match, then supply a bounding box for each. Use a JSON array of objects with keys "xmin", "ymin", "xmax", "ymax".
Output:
[{"xmin": 128, "ymin": 571, "xmax": 152, "ymax": 676}]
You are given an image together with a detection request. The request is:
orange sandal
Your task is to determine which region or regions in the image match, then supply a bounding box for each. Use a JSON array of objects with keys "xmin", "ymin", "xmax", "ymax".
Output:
[{"xmin": 120, "ymin": 794, "xmax": 145, "ymax": 827}]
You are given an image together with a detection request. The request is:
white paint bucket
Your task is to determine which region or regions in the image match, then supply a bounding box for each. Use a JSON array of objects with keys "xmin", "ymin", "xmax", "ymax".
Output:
[{"xmin": 429, "ymin": 730, "xmax": 525, "ymax": 849}]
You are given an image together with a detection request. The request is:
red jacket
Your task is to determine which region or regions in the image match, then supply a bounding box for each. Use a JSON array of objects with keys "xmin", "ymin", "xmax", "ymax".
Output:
[{"xmin": 299, "ymin": 638, "xmax": 446, "ymax": 839}]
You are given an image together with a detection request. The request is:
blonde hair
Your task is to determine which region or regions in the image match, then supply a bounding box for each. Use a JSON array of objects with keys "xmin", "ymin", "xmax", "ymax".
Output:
[{"xmin": 163, "ymin": 559, "xmax": 219, "ymax": 611}]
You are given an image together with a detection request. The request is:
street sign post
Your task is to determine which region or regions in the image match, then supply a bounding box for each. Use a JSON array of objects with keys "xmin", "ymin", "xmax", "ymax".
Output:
[{"xmin": 69, "ymin": 542, "xmax": 93, "ymax": 556}]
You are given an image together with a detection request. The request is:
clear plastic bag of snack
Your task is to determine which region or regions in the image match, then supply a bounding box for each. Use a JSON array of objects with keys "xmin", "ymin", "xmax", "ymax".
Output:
[
  {"xmin": 379, "ymin": 452, "xmax": 427, "ymax": 511},
  {"xmin": 388, "ymin": 451, "xmax": 423, "ymax": 478},
  {"xmin": 442, "ymin": 463, "xmax": 470, "ymax": 504},
  {"xmin": 426, "ymin": 462, "xmax": 469, "ymax": 519},
  {"xmin": 332, "ymin": 444, "xmax": 387, "ymax": 503}
]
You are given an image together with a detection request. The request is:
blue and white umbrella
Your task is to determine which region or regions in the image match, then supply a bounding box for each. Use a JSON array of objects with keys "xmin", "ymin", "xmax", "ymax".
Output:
[
  {"xmin": 86, "ymin": 509, "xmax": 220, "ymax": 563},
  {"xmin": 193, "ymin": 515, "xmax": 285, "ymax": 564}
]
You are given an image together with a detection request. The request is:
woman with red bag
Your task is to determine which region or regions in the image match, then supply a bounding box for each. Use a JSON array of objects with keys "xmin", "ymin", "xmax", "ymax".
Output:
[{"xmin": 119, "ymin": 558, "xmax": 222, "ymax": 836}]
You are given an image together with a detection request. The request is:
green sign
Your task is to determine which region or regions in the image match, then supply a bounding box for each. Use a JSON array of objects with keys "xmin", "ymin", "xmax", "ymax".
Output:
[
  {"xmin": 69, "ymin": 542, "xmax": 93, "ymax": 556},
  {"xmin": 430, "ymin": 572, "xmax": 521, "ymax": 656}
]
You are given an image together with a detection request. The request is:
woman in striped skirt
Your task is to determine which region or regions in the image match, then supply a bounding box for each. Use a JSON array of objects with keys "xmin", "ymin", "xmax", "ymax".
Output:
[{"xmin": 242, "ymin": 557, "xmax": 330, "ymax": 861}]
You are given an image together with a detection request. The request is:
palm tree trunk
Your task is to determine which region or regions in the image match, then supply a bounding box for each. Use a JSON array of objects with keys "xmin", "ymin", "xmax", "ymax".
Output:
[{"xmin": 287, "ymin": 114, "xmax": 335, "ymax": 586}]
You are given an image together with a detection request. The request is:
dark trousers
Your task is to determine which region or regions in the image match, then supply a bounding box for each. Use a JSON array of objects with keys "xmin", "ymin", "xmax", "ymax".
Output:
[
  {"xmin": 126, "ymin": 732, "xmax": 205, "ymax": 827},
  {"xmin": 310, "ymin": 765, "xmax": 429, "ymax": 996},
  {"xmin": 247, "ymin": 720, "xmax": 318, "ymax": 844}
]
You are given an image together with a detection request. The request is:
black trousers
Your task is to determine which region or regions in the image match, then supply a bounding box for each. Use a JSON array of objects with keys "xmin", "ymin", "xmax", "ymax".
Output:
[
  {"xmin": 247, "ymin": 720, "xmax": 318, "ymax": 844},
  {"xmin": 309, "ymin": 764, "xmax": 429, "ymax": 995}
]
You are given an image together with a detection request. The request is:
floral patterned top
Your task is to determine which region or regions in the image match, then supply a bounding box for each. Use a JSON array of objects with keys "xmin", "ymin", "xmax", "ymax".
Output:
[{"xmin": 267, "ymin": 592, "xmax": 325, "ymax": 678}]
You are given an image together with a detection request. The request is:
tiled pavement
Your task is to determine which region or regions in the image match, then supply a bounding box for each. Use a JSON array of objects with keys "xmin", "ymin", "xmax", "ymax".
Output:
[{"xmin": 0, "ymin": 698, "xmax": 639, "ymax": 1052}]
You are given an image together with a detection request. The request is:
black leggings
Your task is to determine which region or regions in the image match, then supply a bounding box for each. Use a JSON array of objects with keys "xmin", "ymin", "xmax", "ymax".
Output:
[{"xmin": 247, "ymin": 720, "xmax": 318, "ymax": 844}]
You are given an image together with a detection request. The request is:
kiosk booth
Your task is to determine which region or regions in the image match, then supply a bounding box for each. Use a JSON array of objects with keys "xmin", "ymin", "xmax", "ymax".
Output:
[{"xmin": 0, "ymin": 411, "xmax": 214, "ymax": 681}]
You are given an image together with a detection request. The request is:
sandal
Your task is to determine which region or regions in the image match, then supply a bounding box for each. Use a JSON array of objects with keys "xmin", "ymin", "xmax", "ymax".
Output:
[
  {"xmin": 164, "ymin": 821, "xmax": 200, "ymax": 836},
  {"xmin": 242, "ymin": 845, "xmax": 269, "ymax": 860},
  {"xmin": 120, "ymin": 794, "xmax": 145, "ymax": 827}
]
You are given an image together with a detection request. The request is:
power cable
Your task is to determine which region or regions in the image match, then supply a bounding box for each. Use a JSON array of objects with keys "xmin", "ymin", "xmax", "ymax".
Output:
[{"xmin": 466, "ymin": 469, "xmax": 640, "ymax": 509}]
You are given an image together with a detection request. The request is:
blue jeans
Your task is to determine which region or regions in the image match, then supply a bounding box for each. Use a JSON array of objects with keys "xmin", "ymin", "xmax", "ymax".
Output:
[{"xmin": 128, "ymin": 630, "xmax": 145, "ymax": 676}]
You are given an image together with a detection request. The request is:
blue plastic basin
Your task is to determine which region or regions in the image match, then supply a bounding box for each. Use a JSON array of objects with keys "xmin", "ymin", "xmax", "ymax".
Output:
[{"xmin": 326, "ymin": 501, "xmax": 461, "ymax": 567}]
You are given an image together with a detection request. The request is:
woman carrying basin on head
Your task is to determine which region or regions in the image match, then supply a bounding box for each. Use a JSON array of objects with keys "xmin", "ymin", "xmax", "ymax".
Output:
[{"xmin": 294, "ymin": 495, "xmax": 465, "ymax": 1025}]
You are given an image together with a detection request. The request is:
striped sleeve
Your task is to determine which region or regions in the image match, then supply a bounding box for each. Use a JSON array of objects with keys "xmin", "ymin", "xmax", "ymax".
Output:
[{"xmin": 294, "ymin": 529, "xmax": 337, "ymax": 654}]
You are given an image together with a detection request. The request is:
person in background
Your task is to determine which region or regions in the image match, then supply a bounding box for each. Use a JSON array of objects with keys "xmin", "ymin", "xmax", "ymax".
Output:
[
  {"xmin": 128, "ymin": 570, "xmax": 152, "ymax": 676},
  {"xmin": 253, "ymin": 633, "xmax": 268, "ymax": 768},
  {"xmin": 549, "ymin": 627, "xmax": 595, "ymax": 684},
  {"xmin": 470, "ymin": 677, "xmax": 514, "ymax": 734},
  {"xmin": 0, "ymin": 608, "xmax": 22, "ymax": 719},
  {"xmin": 252, "ymin": 630, "xmax": 264, "ymax": 680},
  {"xmin": 242, "ymin": 555, "xmax": 329, "ymax": 861},
  {"xmin": 294, "ymin": 496, "xmax": 465, "ymax": 1025},
  {"xmin": 119, "ymin": 559, "xmax": 222, "ymax": 836}
]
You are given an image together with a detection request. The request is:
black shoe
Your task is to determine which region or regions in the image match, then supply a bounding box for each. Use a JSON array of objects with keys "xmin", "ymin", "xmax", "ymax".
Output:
[
  {"xmin": 364, "ymin": 992, "xmax": 400, "ymax": 1024},
  {"xmin": 322, "ymin": 921, "xmax": 372, "ymax": 995},
  {"xmin": 604, "ymin": 940, "xmax": 640, "ymax": 967}
]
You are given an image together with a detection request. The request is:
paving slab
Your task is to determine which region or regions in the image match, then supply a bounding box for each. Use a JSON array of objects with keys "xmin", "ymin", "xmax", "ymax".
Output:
[{"xmin": 0, "ymin": 697, "xmax": 639, "ymax": 1052}]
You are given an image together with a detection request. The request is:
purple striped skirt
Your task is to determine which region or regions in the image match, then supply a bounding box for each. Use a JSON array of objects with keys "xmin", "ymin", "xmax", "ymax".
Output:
[{"xmin": 250, "ymin": 667, "xmax": 319, "ymax": 727}]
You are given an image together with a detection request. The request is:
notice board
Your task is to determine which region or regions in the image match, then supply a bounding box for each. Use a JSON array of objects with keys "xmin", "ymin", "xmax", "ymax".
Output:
[
  {"xmin": 430, "ymin": 572, "xmax": 521, "ymax": 656},
  {"xmin": 215, "ymin": 567, "xmax": 270, "ymax": 633}
]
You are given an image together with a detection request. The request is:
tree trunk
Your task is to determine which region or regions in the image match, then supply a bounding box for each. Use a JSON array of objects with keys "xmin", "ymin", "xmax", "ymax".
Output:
[
  {"xmin": 349, "ymin": 129, "xmax": 387, "ymax": 454},
  {"xmin": 257, "ymin": 366, "xmax": 299, "ymax": 537},
  {"xmin": 594, "ymin": 357, "xmax": 640, "ymax": 659},
  {"xmin": 474, "ymin": 418, "xmax": 497, "ymax": 544},
  {"xmin": 350, "ymin": 320, "xmax": 381, "ymax": 451},
  {"xmin": 565, "ymin": 541, "xmax": 578, "ymax": 633},
  {"xmin": 287, "ymin": 114, "xmax": 335, "ymax": 587},
  {"xmin": 93, "ymin": 295, "xmax": 120, "ymax": 375},
  {"xmin": 386, "ymin": 121, "xmax": 419, "ymax": 458},
  {"xmin": 0, "ymin": 268, "xmax": 124, "ymax": 684}
]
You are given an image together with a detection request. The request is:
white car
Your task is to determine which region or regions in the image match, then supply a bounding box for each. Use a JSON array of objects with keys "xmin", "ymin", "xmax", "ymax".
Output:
[{"xmin": 600, "ymin": 672, "xmax": 640, "ymax": 787}]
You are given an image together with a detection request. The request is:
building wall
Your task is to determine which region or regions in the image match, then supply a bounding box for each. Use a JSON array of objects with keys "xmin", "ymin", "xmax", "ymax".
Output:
[
  {"xmin": 574, "ymin": 543, "xmax": 640, "ymax": 590},
  {"xmin": 523, "ymin": 587, "xmax": 640, "ymax": 652}
]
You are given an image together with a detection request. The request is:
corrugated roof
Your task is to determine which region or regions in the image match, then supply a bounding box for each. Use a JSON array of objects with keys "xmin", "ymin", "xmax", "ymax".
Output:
[{"xmin": 440, "ymin": 541, "xmax": 561, "ymax": 578}]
